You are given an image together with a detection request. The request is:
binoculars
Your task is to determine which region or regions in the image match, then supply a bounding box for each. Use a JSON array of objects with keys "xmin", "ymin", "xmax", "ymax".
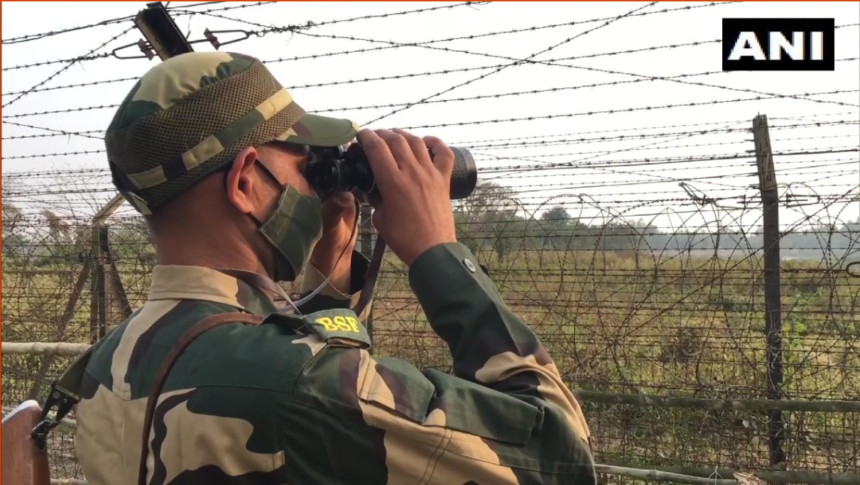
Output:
[{"xmin": 305, "ymin": 144, "xmax": 477, "ymax": 201}]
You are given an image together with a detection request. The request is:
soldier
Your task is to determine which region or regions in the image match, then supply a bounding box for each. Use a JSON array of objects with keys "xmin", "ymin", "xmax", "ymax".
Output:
[{"xmin": 67, "ymin": 52, "xmax": 595, "ymax": 484}]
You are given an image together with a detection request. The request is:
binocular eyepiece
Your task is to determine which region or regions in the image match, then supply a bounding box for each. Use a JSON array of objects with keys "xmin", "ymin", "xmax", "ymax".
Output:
[{"xmin": 305, "ymin": 144, "xmax": 477, "ymax": 201}]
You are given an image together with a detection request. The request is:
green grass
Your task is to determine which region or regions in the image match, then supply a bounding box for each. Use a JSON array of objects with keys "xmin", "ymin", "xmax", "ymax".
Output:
[{"xmin": 3, "ymin": 247, "xmax": 859, "ymax": 474}]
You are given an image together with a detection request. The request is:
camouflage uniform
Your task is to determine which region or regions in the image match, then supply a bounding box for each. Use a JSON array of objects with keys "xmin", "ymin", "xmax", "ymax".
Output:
[{"xmin": 72, "ymin": 52, "xmax": 595, "ymax": 485}]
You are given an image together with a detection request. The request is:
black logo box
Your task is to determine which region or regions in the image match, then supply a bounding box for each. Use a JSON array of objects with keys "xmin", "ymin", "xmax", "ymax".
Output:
[{"xmin": 722, "ymin": 18, "xmax": 835, "ymax": 71}]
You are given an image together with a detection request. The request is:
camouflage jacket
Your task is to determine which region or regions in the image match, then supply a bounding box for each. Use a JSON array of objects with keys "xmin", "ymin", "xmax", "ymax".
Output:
[{"xmin": 74, "ymin": 243, "xmax": 595, "ymax": 485}]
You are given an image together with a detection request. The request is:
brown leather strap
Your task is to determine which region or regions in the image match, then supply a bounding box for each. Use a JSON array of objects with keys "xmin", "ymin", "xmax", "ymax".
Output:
[
  {"xmin": 352, "ymin": 235, "xmax": 386, "ymax": 317},
  {"xmin": 137, "ymin": 312, "xmax": 263, "ymax": 485}
]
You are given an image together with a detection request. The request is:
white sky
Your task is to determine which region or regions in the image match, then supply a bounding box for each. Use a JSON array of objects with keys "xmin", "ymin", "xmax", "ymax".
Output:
[{"xmin": 2, "ymin": 1, "xmax": 859, "ymax": 233}]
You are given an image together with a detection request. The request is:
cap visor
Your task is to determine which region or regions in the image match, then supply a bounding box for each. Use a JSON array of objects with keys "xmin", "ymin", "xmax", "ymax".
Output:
[{"xmin": 280, "ymin": 113, "xmax": 359, "ymax": 147}]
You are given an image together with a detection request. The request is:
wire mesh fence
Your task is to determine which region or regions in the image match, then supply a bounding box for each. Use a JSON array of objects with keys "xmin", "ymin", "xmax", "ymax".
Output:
[
  {"xmin": 2, "ymin": 2, "xmax": 859, "ymax": 484},
  {"xmin": 3, "ymin": 182, "xmax": 859, "ymax": 482}
]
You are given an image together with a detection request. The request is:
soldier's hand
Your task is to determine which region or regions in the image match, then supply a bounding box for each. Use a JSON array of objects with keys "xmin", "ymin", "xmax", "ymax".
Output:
[{"xmin": 357, "ymin": 128, "xmax": 457, "ymax": 266}]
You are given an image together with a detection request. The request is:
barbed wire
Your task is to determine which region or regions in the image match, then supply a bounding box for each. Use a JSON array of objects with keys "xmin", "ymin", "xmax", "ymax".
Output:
[
  {"xmin": 450, "ymin": 111, "xmax": 860, "ymax": 146},
  {"xmin": 296, "ymin": 26, "xmax": 860, "ymax": 112},
  {"xmin": 472, "ymin": 134, "xmax": 859, "ymax": 155},
  {"xmin": 579, "ymin": 186, "xmax": 860, "ymax": 367},
  {"xmin": 0, "ymin": 15, "xmax": 134, "ymax": 45},
  {"xmin": 317, "ymin": 85, "xmax": 856, "ymax": 113},
  {"xmin": 1, "ymin": 128, "xmax": 104, "ymax": 141},
  {"xmin": 2, "ymin": 113, "xmax": 854, "ymax": 146},
  {"xmin": 0, "ymin": 1, "xmax": 482, "ymax": 73},
  {"xmin": 0, "ymin": 1, "xmax": 277, "ymax": 45},
  {"xmin": 173, "ymin": 1, "xmax": 490, "ymax": 35},
  {"xmin": 253, "ymin": 7, "xmax": 738, "ymax": 64},
  {"xmin": 1, "ymin": 25, "xmax": 136, "ymax": 110},
  {"xmin": 1, "ymin": 76, "xmax": 137, "ymax": 96},
  {"xmin": 5, "ymin": 155, "xmax": 856, "ymax": 189},
  {"xmin": 2, "ymin": 149, "xmax": 106, "ymax": 161},
  {"xmin": 8, "ymin": 92, "xmax": 851, "ymax": 135},
  {"xmin": 486, "ymin": 115, "xmax": 854, "ymax": 183},
  {"xmin": 253, "ymin": 2, "xmax": 739, "ymax": 63},
  {"xmin": 289, "ymin": 31, "xmax": 723, "ymax": 70},
  {"xmin": 480, "ymin": 141, "xmax": 860, "ymax": 160},
  {"xmin": 1, "ymin": 52, "xmax": 115, "ymax": 73},
  {"xmin": 9, "ymin": 64, "xmax": 726, "ymax": 98},
  {"xmin": 4, "ymin": 11, "xmax": 860, "ymax": 480},
  {"xmin": 12, "ymin": 49, "xmax": 854, "ymax": 100},
  {"xmin": 11, "ymin": 158, "xmax": 856, "ymax": 193},
  {"xmin": 168, "ymin": 1, "xmax": 276, "ymax": 14},
  {"xmin": 364, "ymin": 1, "xmax": 661, "ymax": 124},
  {"xmin": 478, "ymin": 147, "xmax": 860, "ymax": 174},
  {"xmin": 478, "ymin": 161, "xmax": 860, "ymax": 187},
  {"xmin": 0, "ymin": 187, "xmax": 854, "ymax": 215},
  {"xmin": 468, "ymin": 121, "xmax": 860, "ymax": 153},
  {"xmin": 1, "ymin": 104, "xmax": 119, "ymax": 119},
  {"xmin": 397, "ymin": 94, "xmax": 860, "ymax": 131},
  {"xmin": 4, "ymin": 152, "xmax": 854, "ymax": 201},
  {"xmin": 0, "ymin": 120, "xmax": 106, "ymax": 140},
  {"xmin": 498, "ymin": 171, "xmax": 858, "ymax": 194}
]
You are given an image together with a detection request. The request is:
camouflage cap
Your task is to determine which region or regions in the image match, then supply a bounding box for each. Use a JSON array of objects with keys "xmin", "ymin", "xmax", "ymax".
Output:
[{"xmin": 105, "ymin": 51, "xmax": 359, "ymax": 215}]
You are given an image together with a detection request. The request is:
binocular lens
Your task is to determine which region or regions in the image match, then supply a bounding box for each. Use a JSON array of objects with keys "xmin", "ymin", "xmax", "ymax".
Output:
[{"xmin": 306, "ymin": 144, "xmax": 477, "ymax": 201}]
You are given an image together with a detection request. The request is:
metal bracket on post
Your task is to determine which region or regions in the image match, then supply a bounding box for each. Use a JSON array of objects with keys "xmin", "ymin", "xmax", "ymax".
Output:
[
  {"xmin": 134, "ymin": 1, "xmax": 194, "ymax": 61},
  {"xmin": 752, "ymin": 114, "xmax": 785, "ymax": 469},
  {"xmin": 203, "ymin": 28, "xmax": 251, "ymax": 50},
  {"xmin": 784, "ymin": 193, "xmax": 822, "ymax": 209},
  {"xmin": 679, "ymin": 182, "xmax": 715, "ymax": 206}
]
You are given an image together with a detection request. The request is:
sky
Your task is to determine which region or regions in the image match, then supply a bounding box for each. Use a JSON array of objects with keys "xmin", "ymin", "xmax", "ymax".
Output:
[{"xmin": 2, "ymin": 1, "xmax": 859, "ymax": 235}]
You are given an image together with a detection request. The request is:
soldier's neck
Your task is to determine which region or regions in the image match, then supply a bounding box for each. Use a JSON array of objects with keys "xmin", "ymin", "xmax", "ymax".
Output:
[{"xmin": 153, "ymin": 234, "xmax": 271, "ymax": 280}]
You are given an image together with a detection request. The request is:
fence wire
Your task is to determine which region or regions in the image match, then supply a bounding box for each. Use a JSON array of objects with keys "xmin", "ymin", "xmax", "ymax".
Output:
[
  {"xmin": 2, "ymin": 1, "xmax": 859, "ymax": 484},
  {"xmin": 3, "ymin": 182, "xmax": 859, "ymax": 481}
]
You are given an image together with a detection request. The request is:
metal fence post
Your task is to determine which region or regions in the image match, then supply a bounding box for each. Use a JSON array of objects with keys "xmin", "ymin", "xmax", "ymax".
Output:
[
  {"xmin": 89, "ymin": 225, "xmax": 105, "ymax": 344},
  {"xmin": 752, "ymin": 114, "xmax": 786, "ymax": 467}
]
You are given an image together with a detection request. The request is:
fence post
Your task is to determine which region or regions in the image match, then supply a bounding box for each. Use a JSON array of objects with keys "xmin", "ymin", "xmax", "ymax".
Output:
[
  {"xmin": 86, "ymin": 194, "xmax": 125, "ymax": 343},
  {"xmin": 83, "ymin": 2, "xmax": 196, "ymax": 344},
  {"xmin": 752, "ymin": 114, "xmax": 785, "ymax": 467},
  {"xmin": 91, "ymin": 226, "xmax": 112, "ymax": 343},
  {"xmin": 359, "ymin": 203, "xmax": 375, "ymax": 350},
  {"xmin": 88, "ymin": 225, "xmax": 106, "ymax": 344}
]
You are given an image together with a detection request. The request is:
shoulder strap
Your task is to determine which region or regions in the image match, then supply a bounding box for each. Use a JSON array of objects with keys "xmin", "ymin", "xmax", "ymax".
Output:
[
  {"xmin": 352, "ymin": 236, "xmax": 387, "ymax": 317},
  {"xmin": 31, "ymin": 344, "xmax": 103, "ymax": 449},
  {"xmin": 137, "ymin": 312, "xmax": 264, "ymax": 485}
]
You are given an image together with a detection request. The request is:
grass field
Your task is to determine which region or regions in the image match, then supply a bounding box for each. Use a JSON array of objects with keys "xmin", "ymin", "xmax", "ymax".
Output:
[{"xmin": 3, "ymin": 246, "xmax": 859, "ymax": 476}]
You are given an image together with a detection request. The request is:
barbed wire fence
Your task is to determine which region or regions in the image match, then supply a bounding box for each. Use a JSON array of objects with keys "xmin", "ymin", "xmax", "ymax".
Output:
[{"xmin": 2, "ymin": 2, "xmax": 859, "ymax": 484}]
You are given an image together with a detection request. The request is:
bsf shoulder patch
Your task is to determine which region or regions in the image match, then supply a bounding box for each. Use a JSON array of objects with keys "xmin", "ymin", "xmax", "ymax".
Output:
[{"xmin": 301, "ymin": 309, "xmax": 371, "ymax": 348}]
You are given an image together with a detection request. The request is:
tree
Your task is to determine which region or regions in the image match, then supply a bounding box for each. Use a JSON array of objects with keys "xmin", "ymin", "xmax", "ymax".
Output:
[
  {"xmin": 43, "ymin": 210, "xmax": 70, "ymax": 242},
  {"xmin": 454, "ymin": 181, "xmax": 522, "ymax": 261},
  {"xmin": 541, "ymin": 206, "xmax": 571, "ymax": 224},
  {"xmin": 36, "ymin": 210, "xmax": 86, "ymax": 266},
  {"xmin": 1, "ymin": 203, "xmax": 28, "ymax": 260},
  {"xmin": 538, "ymin": 206, "xmax": 571, "ymax": 250}
]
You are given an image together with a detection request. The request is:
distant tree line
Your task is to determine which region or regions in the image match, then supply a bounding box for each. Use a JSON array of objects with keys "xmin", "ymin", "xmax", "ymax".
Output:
[
  {"xmin": 3, "ymin": 184, "xmax": 859, "ymax": 268},
  {"xmin": 451, "ymin": 183, "xmax": 860, "ymax": 262}
]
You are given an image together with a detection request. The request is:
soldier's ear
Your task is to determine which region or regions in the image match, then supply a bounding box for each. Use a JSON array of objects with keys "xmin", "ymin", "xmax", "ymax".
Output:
[{"xmin": 225, "ymin": 146, "xmax": 260, "ymax": 216}]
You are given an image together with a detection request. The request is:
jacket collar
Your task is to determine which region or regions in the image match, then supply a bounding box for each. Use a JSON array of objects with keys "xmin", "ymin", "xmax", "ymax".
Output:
[{"xmin": 147, "ymin": 265, "xmax": 279, "ymax": 316}]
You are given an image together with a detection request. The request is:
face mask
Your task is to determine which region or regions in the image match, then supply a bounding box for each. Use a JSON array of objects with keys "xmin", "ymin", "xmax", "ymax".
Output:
[{"xmin": 253, "ymin": 161, "xmax": 323, "ymax": 283}]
